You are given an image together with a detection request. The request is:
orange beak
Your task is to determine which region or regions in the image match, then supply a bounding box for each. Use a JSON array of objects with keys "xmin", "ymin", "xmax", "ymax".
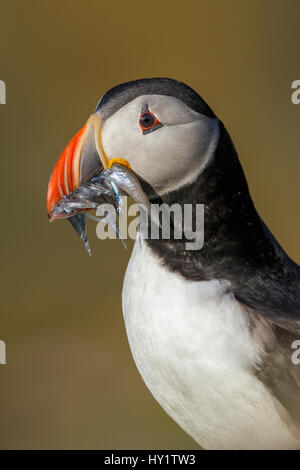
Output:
[{"xmin": 46, "ymin": 114, "xmax": 110, "ymax": 218}]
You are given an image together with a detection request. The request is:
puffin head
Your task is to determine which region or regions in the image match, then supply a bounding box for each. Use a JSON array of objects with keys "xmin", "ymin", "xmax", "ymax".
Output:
[{"xmin": 47, "ymin": 78, "xmax": 220, "ymax": 215}]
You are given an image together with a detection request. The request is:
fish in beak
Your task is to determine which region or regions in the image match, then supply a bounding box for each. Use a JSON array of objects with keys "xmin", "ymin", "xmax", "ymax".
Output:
[
  {"xmin": 46, "ymin": 114, "xmax": 109, "ymax": 219},
  {"xmin": 46, "ymin": 113, "xmax": 151, "ymax": 255},
  {"xmin": 46, "ymin": 113, "xmax": 111, "ymax": 255},
  {"xmin": 68, "ymin": 213, "xmax": 91, "ymax": 256}
]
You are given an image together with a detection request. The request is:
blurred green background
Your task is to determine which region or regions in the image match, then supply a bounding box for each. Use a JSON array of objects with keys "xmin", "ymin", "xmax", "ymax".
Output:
[{"xmin": 0, "ymin": 0, "xmax": 299, "ymax": 449}]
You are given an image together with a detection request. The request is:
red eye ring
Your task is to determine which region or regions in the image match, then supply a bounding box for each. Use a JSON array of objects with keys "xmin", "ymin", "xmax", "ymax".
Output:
[{"xmin": 139, "ymin": 106, "xmax": 162, "ymax": 134}]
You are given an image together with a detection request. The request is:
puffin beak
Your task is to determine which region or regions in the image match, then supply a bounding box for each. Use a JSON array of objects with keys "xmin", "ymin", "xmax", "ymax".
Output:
[{"xmin": 46, "ymin": 114, "xmax": 109, "ymax": 219}]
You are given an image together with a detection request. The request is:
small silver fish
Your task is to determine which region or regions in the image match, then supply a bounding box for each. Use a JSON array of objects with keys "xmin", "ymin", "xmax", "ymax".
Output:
[
  {"xmin": 68, "ymin": 213, "xmax": 91, "ymax": 256},
  {"xmin": 49, "ymin": 164, "xmax": 152, "ymax": 255}
]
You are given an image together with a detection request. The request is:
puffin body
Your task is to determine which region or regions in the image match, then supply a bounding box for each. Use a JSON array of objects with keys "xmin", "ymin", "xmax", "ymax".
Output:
[
  {"xmin": 47, "ymin": 78, "xmax": 300, "ymax": 449},
  {"xmin": 123, "ymin": 239, "xmax": 298, "ymax": 449}
]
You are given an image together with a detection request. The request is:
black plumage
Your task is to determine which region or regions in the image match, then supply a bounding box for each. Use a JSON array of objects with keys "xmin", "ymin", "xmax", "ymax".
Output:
[{"xmin": 96, "ymin": 77, "xmax": 216, "ymax": 120}]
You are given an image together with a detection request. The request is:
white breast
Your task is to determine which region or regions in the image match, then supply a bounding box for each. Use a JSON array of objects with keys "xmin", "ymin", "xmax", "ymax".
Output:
[{"xmin": 122, "ymin": 237, "xmax": 299, "ymax": 449}]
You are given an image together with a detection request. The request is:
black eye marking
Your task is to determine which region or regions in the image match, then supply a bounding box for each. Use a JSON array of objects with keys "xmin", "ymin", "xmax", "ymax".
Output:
[
  {"xmin": 141, "ymin": 103, "xmax": 148, "ymax": 114},
  {"xmin": 139, "ymin": 104, "xmax": 163, "ymax": 135}
]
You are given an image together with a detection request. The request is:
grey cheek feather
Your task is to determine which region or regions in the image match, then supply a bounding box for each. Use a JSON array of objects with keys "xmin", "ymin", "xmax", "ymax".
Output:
[{"xmin": 148, "ymin": 117, "xmax": 220, "ymax": 196}]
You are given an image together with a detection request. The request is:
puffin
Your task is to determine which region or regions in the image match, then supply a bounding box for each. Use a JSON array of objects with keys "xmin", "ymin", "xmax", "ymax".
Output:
[{"xmin": 47, "ymin": 78, "xmax": 300, "ymax": 450}]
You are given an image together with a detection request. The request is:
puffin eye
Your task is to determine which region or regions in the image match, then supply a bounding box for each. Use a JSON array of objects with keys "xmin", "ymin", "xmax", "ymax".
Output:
[
  {"xmin": 140, "ymin": 113, "xmax": 155, "ymax": 128},
  {"xmin": 139, "ymin": 104, "xmax": 162, "ymax": 135}
]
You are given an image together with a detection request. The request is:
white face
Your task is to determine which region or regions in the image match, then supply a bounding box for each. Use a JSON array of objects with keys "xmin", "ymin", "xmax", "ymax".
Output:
[{"xmin": 100, "ymin": 94, "xmax": 220, "ymax": 195}]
